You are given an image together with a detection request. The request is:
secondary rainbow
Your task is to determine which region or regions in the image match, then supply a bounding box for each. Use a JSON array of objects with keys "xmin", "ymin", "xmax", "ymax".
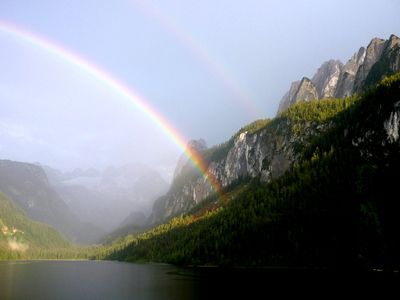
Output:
[
  {"xmin": 134, "ymin": 0, "xmax": 260, "ymax": 118},
  {"xmin": 0, "ymin": 20, "xmax": 223, "ymax": 196}
]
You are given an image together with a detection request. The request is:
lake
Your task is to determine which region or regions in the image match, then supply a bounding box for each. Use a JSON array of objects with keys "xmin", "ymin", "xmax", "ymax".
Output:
[
  {"xmin": 0, "ymin": 260, "xmax": 397, "ymax": 299},
  {"xmin": 0, "ymin": 261, "xmax": 205, "ymax": 300}
]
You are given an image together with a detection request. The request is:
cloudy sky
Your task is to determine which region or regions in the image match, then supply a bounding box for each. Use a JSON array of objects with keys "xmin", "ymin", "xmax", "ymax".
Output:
[{"xmin": 0, "ymin": 0, "xmax": 399, "ymax": 174}]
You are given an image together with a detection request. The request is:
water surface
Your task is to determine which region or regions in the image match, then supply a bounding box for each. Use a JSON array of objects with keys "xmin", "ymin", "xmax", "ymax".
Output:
[
  {"xmin": 0, "ymin": 260, "xmax": 396, "ymax": 299},
  {"xmin": 0, "ymin": 260, "xmax": 200, "ymax": 300}
]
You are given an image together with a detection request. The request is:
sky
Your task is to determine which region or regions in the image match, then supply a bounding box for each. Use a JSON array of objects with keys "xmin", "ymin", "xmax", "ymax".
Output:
[{"xmin": 0, "ymin": 0, "xmax": 399, "ymax": 177}]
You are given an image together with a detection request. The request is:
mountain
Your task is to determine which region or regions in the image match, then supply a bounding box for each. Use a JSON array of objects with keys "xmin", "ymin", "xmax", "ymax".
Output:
[
  {"xmin": 96, "ymin": 163, "xmax": 168, "ymax": 217},
  {"xmin": 42, "ymin": 165, "xmax": 101, "ymax": 186},
  {"xmin": 277, "ymin": 34, "xmax": 400, "ymax": 113},
  {"xmin": 44, "ymin": 163, "xmax": 169, "ymax": 235},
  {"xmin": 278, "ymin": 77, "xmax": 319, "ymax": 113},
  {"xmin": 173, "ymin": 139, "xmax": 207, "ymax": 179},
  {"xmin": 353, "ymin": 37, "xmax": 386, "ymax": 92},
  {"xmin": 312, "ymin": 59, "xmax": 343, "ymax": 98},
  {"xmin": 149, "ymin": 108, "xmax": 335, "ymax": 223},
  {"xmin": 106, "ymin": 164, "xmax": 168, "ymax": 213},
  {"xmin": 0, "ymin": 160, "xmax": 101, "ymax": 244},
  {"xmin": 100, "ymin": 211, "xmax": 148, "ymax": 244},
  {"xmin": 98, "ymin": 73, "xmax": 400, "ymax": 269},
  {"xmin": 0, "ymin": 192, "xmax": 69, "ymax": 259},
  {"xmin": 334, "ymin": 46, "xmax": 366, "ymax": 98},
  {"xmin": 119, "ymin": 210, "xmax": 147, "ymax": 228}
]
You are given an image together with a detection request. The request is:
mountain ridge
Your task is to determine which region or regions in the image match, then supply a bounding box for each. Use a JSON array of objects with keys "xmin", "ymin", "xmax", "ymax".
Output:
[
  {"xmin": 277, "ymin": 34, "xmax": 400, "ymax": 113},
  {"xmin": 98, "ymin": 73, "xmax": 400, "ymax": 269},
  {"xmin": 0, "ymin": 160, "xmax": 102, "ymax": 243},
  {"xmin": 150, "ymin": 104, "xmax": 341, "ymax": 223},
  {"xmin": 41, "ymin": 163, "xmax": 168, "ymax": 235},
  {"xmin": 0, "ymin": 192, "xmax": 69, "ymax": 259}
]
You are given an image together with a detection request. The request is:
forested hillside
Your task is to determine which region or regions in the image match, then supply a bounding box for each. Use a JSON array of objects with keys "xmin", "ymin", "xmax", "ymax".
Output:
[
  {"xmin": 96, "ymin": 74, "xmax": 400, "ymax": 270},
  {"xmin": 0, "ymin": 192, "xmax": 70, "ymax": 259}
]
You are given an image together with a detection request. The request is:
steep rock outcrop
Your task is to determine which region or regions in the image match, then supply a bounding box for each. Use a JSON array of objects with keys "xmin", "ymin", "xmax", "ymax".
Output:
[
  {"xmin": 277, "ymin": 80, "xmax": 300, "ymax": 113},
  {"xmin": 151, "ymin": 115, "xmax": 332, "ymax": 223},
  {"xmin": 279, "ymin": 34, "xmax": 400, "ymax": 113},
  {"xmin": 152, "ymin": 34, "xmax": 400, "ymax": 226},
  {"xmin": 353, "ymin": 37, "xmax": 386, "ymax": 91},
  {"xmin": 335, "ymin": 47, "xmax": 366, "ymax": 98},
  {"xmin": 277, "ymin": 78, "xmax": 318, "ymax": 114},
  {"xmin": 312, "ymin": 59, "xmax": 343, "ymax": 98},
  {"xmin": 173, "ymin": 139, "xmax": 207, "ymax": 179},
  {"xmin": 362, "ymin": 34, "xmax": 400, "ymax": 90},
  {"xmin": 294, "ymin": 77, "xmax": 319, "ymax": 103}
]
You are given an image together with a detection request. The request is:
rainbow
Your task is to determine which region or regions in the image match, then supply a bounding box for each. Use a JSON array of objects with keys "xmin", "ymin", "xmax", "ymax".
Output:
[
  {"xmin": 0, "ymin": 20, "xmax": 223, "ymax": 196},
  {"xmin": 134, "ymin": 0, "xmax": 260, "ymax": 118}
]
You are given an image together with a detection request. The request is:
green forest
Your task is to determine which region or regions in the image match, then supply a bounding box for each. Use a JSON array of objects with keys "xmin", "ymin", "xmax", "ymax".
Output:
[
  {"xmin": 1, "ymin": 74, "xmax": 399, "ymax": 270},
  {"xmin": 0, "ymin": 192, "xmax": 97, "ymax": 260},
  {"xmin": 93, "ymin": 73, "xmax": 400, "ymax": 270}
]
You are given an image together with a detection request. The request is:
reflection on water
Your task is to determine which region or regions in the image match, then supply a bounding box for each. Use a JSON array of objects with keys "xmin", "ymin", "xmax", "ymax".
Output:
[
  {"xmin": 0, "ymin": 261, "xmax": 398, "ymax": 299},
  {"xmin": 0, "ymin": 261, "xmax": 200, "ymax": 300}
]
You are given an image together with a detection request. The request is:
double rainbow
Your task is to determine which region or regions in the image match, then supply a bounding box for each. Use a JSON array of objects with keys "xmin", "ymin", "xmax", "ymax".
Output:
[
  {"xmin": 135, "ymin": 0, "xmax": 260, "ymax": 117},
  {"xmin": 0, "ymin": 20, "xmax": 223, "ymax": 197}
]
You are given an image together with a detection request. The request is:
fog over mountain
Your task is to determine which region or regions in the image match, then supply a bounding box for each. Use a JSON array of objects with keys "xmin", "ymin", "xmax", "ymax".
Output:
[
  {"xmin": 41, "ymin": 163, "xmax": 168, "ymax": 235},
  {"xmin": 1, "ymin": 1, "xmax": 400, "ymax": 291},
  {"xmin": 1, "ymin": 0, "xmax": 399, "ymax": 174}
]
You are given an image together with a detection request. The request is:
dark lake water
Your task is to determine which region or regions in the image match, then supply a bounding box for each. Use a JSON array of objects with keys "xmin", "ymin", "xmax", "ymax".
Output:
[
  {"xmin": 0, "ymin": 260, "xmax": 397, "ymax": 299},
  {"xmin": 0, "ymin": 261, "xmax": 208, "ymax": 300},
  {"xmin": 0, "ymin": 261, "xmax": 203, "ymax": 300}
]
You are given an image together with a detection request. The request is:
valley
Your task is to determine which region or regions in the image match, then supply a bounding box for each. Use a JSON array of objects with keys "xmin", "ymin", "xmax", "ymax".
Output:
[{"xmin": 0, "ymin": 2, "xmax": 399, "ymax": 295}]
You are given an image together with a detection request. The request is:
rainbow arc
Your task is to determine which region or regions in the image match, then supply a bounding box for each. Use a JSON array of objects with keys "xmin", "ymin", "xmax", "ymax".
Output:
[
  {"xmin": 134, "ymin": 0, "xmax": 260, "ymax": 118},
  {"xmin": 0, "ymin": 20, "xmax": 223, "ymax": 197}
]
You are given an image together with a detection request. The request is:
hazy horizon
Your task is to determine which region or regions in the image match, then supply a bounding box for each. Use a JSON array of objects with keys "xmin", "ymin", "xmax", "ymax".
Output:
[{"xmin": 1, "ymin": 0, "xmax": 399, "ymax": 171}]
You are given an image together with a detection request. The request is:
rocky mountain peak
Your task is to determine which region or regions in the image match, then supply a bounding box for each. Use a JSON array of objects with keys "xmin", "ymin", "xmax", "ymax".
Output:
[
  {"xmin": 186, "ymin": 139, "xmax": 207, "ymax": 153},
  {"xmin": 382, "ymin": 34, "xmax": 400, "ymax": 59},
  {"xmin": 294, "ymin": 77, "xmax": 318, "ymax": 102},
  {"xmin": 312, "ymin": 59, "xmax": 343, "ymax": 98},
  {"xmin": 353, "ymin": 37, "xmax": 386, "ymax": 91},
  {"xmin": 343, "ymin": 47, "xmax": 367, "ymax": 75},
  {"xmin": 173, "ymin": 139, "xmax": 208, "ymax": 179},
  {"xmin": 277, "ymin": 80, "xmax": 300, "ymax": 114},
  {"xmin": 356, "ymin": 46, "xmax": 367, "ymax": 63},
  {"xmin": 279, "ymin": 34, "xmax": 400, "ymax": 112},
  {"xmin": 366, "ymin": 37, "xmax": 386, "ymax": 60},
  {"xmin": 277, "ymin": 78, "xmax": 318, "ymax": 114},
  {"xmin": 387, "ymin": 34, "xmax": 400, "ymax": 48},
  {"xmin": 334, "ymin": 47, "xmax": 366, "ymax": 98}
]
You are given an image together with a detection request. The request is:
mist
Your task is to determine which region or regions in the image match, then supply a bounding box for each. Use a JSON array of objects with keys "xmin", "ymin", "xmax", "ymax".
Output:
[
  {"xmin": 1, "ymin": 0, "xmax": 400, "ymax": 175},
  {"xmin": 0, "ymin": 0, "xmax": 400, "ymax": 241},
  {"xmin": 0, "ymin": 1, "xmax": 400, "ymax": 297},
  {"xmin": 0, "ymin": 44, "xmax": 181, "ymax": 175}
]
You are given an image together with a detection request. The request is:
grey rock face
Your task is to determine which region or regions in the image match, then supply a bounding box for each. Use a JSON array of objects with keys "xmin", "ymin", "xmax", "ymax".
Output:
[
  {"xmin": 279, "ymin": 34, "xmax": 400, "ymax": 113},
  {"xmin": 277, "ymin": 80, "xmax": 300, "ymax": 114},
  {"xmin": 173, "ymin": 139, "xmax": 207, "ymax": 179},
  {"xmin": 151, "ymin": 116, "xmax": 331, "ymax": 223},
  {"xmin": 312, "ymin": 59, "xmax": 343, "ymax": 98},
  {"xmin": 278, "ymin": 64, "xmax": 343, "ymax": 114},
  {"xmin": 360, "ymin": 34, "xmax": 400, "ymax": 91},
  {"xmin": 295, "ymin": 77, "xmax": 319, "ymax": 103},
  {"xmin": 353, "ymin": 37, "xmax": 386, "ymax": 92},
  {"xmin": 386, "ymin": 34, "xmax": 400, "ymax": 72},
  {"xmin": 384, "ymin": 101, "xmax": 400, "ymax": 144},
  {"xmin": 152, "ymin": 34, "xmax": 400, "ymax": 225},
  {"xmin": 277, "ymin": 78, "xmax": 318, "ymax": 114},
  {"xmin": 335, "ymin": 47, "xmax": 366, "ymax": 98}
]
